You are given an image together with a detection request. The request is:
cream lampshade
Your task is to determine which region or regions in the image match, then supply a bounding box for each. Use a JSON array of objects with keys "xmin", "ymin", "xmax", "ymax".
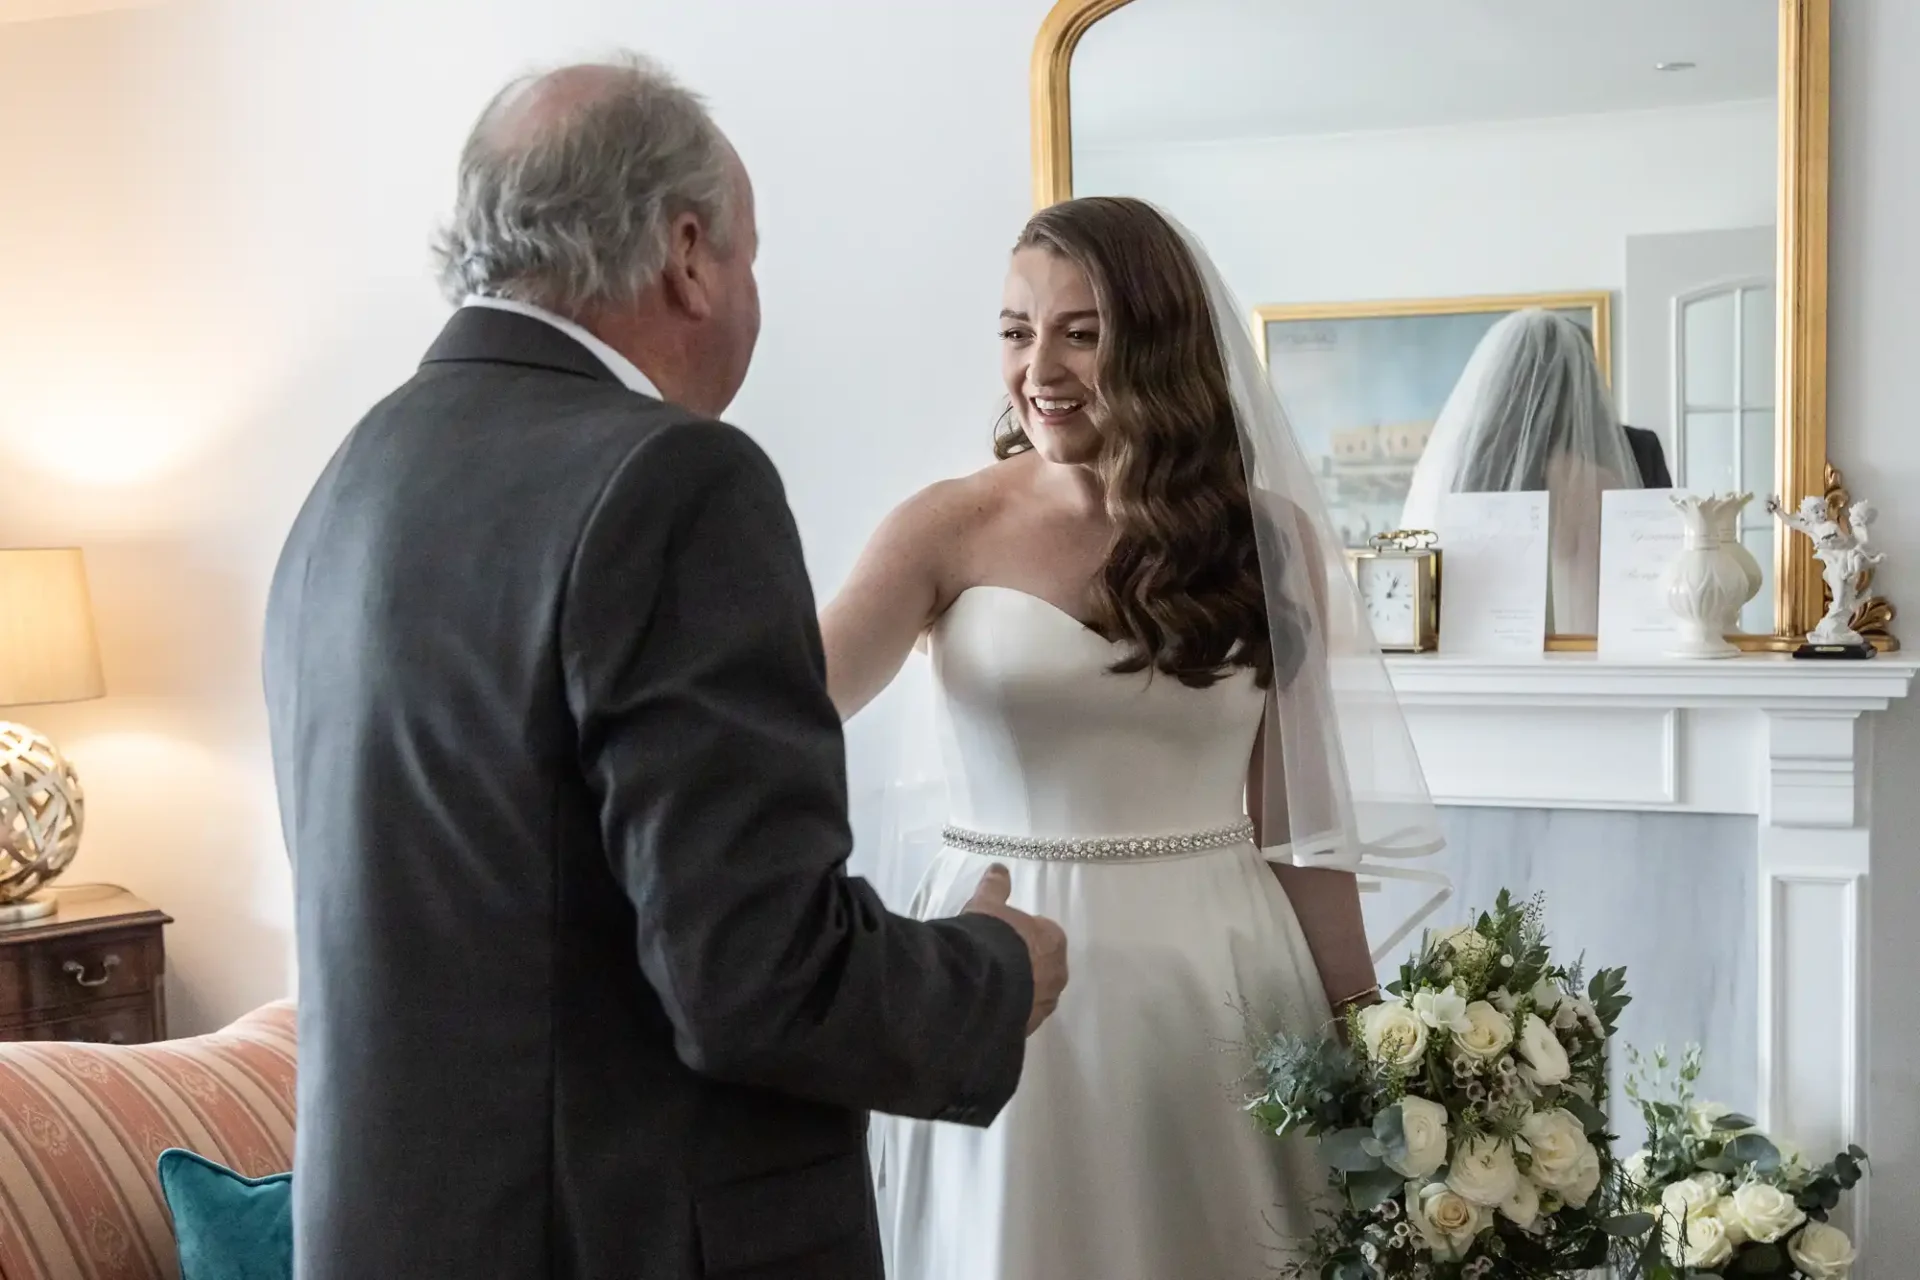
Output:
[{"xmin": 0, "ymin": 548, "xmax": 105, "ymax": 925}]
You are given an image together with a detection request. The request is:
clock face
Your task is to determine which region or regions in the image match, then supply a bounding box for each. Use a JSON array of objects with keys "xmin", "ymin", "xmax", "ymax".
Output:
[{"xmin": 1360, "ymin": 557, "xmax": 1419, "ymax": 646}]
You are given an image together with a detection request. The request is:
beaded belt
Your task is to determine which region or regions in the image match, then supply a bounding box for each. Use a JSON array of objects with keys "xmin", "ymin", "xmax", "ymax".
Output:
[{"xmin": 939, "ymin": 818, "xmax": 1256, "ymax": 862}]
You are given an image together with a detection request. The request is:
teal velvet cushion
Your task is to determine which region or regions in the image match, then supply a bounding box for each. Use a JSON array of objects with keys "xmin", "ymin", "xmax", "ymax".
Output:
[{"xmin": 155, "ymin": 1148, "xmax": 293, "ymax": 1280}]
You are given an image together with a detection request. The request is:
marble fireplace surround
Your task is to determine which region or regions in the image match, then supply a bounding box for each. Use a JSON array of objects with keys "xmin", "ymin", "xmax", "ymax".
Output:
[{"xmin": 1383, "ymin": 651, "xmax": 1919, "ymax": 1259}]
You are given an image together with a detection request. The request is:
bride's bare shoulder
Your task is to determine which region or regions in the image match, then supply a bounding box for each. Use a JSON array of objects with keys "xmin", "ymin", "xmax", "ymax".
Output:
[{"xmin": 874, "ymin": 455, "xmax": 1029, "ymax": 549}]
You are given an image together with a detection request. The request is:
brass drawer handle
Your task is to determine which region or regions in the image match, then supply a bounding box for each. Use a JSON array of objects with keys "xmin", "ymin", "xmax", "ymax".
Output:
[{"xmin": 63, "ymin": 955, "xmax": 121, "ymax": 988}]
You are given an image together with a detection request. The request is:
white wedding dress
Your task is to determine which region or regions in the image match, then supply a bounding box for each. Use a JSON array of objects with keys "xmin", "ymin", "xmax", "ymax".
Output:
[{"xmin": 874, "ymin": 585, "xmax": 1335, "ymax": 1280}]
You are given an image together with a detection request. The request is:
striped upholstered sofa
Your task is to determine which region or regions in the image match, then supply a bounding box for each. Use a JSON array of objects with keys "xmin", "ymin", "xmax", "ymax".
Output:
[{"xmin": 0, "ymin": 1001, "xmax": 296, "ymax": 1280}]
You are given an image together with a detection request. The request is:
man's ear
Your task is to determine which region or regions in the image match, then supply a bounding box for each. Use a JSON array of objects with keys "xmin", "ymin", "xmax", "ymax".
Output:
[{"xmin": 659, "ymin": 211, "xmax": 714, "ymax": 322}]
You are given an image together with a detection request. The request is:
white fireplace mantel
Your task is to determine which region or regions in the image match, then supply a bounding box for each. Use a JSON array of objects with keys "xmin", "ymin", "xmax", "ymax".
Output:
[{"xmin": 1384, "ymin": 650, "xmax": 1920, "ymax": 1260}]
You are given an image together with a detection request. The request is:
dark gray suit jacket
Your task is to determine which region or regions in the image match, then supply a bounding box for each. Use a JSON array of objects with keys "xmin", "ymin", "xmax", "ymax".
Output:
[
  {"xmin": 263, "ymin": 307, "xmax": 1031, "ymax": 1280},
  {"xmin": 1622, "ymin": 425, "xmax": 1673, "ymax": 489}
]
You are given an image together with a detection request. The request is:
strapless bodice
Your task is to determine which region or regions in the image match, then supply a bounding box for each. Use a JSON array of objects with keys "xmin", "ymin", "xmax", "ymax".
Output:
[{"xmin": 930, "ymin": 587, "xmax": 1264, "ymax": 839}]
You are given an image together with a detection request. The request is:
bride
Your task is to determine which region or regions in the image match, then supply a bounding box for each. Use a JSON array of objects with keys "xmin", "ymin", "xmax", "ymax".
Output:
[{"xmin": 821, "ymin": 197, "xmax": 1448, "ymax": 1280}]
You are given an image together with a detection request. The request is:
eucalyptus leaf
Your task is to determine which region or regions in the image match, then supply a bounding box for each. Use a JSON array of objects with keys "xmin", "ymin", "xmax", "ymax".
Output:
[
  {"xmin": 1561, "ymin": 1093, "xmax": 1609, "ymax": 1135},
  {"xmin": 1322, "ymin": 1128, "xmax": 1385, "ymax": 1173},
  {"xmin": 1345, "ymin": 1165, "xmax": 1403, "ymax": 1211},
  {"xmin": 1724, "ymin": 1133, "xmax": 1783, "ymax": 1173},
  {"xmin": 1696, "ymin": 1156, "xmax": 1737, "ymax": 1175},
  {"xmin": 1600, "ymin": 1212, "xmax": 1657, "ymax": 1238},
  {"xmin": 1371, "ymin": 1103, "xmax": 1409, "ymax": 1164},
  {"xmin": 1713, "ymin": 1113, "xmax": 1758, "ymax": 1131}
]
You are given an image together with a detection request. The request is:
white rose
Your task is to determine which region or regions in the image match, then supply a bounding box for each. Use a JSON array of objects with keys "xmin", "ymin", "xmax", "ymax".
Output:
[
  {"xmin": 1519, "ymin": 1109, "xmax": 1594, "ymax": 1197},
  {"xmin": 1453, "ymin": 1002, "xmax": 1516, "ymax": 1062},
  {"xmin": 1360, "ymin": 999, "xmax": 1429, "ymax": 1068},
  {"xmin": 1529, "ymin": 977, "xmax": 1564, "ymax": 1012},
  {"xmin": 1621, "ymin": 1149, "xmax": 1651, "ymax": 1190},
  {"xmin": 1386, "ymin": 1095, "xmax": 1449, "ymax": 1178},
  {"xmin": 1725, "ymin": 1180, "xmax": 1806, "ymax": 1244},
  {"xmin": 1542, "ymin": 995, "xmax": 1603, "ymax": 1037},
  {"xmin": 1439, "ymin": 925, "xmax": 1495, "ymax": 964},
  {"xmin": 1663, "ymin": 1211, "xmax": 1736, "ymax": 1270},
  {"xmin": 1660, "ymin": 1173, "xmax": 1725, "ymax": 1223},
  {"xmin": 1414, "ymin": 988, "xmax": 1472, "ymax": 1035},
  {"xmin": 1499, "ymin": 1176, "xmax": 1541, "ymax": 1231},
  {"xmin": 1572, "ymin": 996, "xmax": 1605, "ymax": 1037},
  {"xmin": 1712, "ymin": 1194, "xmax": 1750, "ymax": 1246},
  {"xmin": 1789, "ymin": 1220, "xmax": 1857, "ymax": 1279},
  {"xmin": 1406, "ymin": 1180, "xmax": 1490, "ymax": 1262},
  {"xmin": 1514, "ymin": 1014, "xmax": 1571, "ymax": 1087},
  {"xmin": 1562, "ymin": 1146, "xmax": 1602, "ymax": 1208},
  {"xmin": 1447, "ymin": 1135, "xmax": 1521, "ymax": 1208}
]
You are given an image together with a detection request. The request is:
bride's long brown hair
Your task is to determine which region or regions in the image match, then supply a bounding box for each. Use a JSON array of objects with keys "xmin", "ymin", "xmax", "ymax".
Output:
[{"xmin": 996, "ymin": 196, "xmax": 1277, "ymax": 689}]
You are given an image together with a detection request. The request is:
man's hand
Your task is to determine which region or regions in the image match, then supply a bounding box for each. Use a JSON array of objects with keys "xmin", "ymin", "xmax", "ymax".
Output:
[{"xmin": 962, "ymin": 865, "xmax": 1068, "ymax": 1036}]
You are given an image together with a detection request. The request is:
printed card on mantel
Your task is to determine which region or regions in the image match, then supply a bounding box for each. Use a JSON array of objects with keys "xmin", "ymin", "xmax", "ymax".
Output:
[
  {"xmin": 1598, "ymin": 489, "xmax": 1686, "ymax": 654},
  {"xmin": 1435, "ymin": 491, "xmax": 1550, "ymax": 655}
]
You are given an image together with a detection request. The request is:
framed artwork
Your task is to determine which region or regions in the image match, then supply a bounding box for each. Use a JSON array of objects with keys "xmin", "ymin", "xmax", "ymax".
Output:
[{"xmin": 1254, "ymin": 291, "xmax": 1611, "ymax": 549}]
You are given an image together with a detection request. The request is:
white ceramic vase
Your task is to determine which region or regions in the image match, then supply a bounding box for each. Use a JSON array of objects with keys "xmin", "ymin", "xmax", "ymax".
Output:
[
  {"xmin": 1715, "ymin": 498, "xmax": 1765, "ymax": 604},
  {"xmin": 1665, "ymin": 493, "xmax": 1762, "ymax": 659}
]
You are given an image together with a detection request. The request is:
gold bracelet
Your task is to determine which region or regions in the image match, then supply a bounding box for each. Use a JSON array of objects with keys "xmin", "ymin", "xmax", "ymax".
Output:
[{"xmin": 1333, "ymin": 984, "xmax": 1381, "ymax": 1010}]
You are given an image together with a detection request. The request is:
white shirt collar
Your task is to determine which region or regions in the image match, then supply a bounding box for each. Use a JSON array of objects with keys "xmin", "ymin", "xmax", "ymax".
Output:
[{"xmin": 460, "ymin": 295, "xmax": 661, "ymax": 398}]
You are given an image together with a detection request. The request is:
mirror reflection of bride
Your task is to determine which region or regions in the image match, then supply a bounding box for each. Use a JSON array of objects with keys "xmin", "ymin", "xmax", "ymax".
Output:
[
  {"xmin": 1400, "ymin": 309, "xmax": 1668, "ymax": 634},
  {"xmin": 821, "ymin": 197, "xmax": 1448, "ymax": 1279}
]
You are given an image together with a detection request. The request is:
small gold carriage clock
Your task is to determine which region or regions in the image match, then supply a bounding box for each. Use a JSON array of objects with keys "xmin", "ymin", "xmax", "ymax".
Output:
[{"xmin": 1349, "ymin": 530, "xmax": 1441, "ymax": 653}]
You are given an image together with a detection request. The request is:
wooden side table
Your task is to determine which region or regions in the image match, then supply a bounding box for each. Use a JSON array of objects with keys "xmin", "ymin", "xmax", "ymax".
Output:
[{"xmin": 0, "ymin": 884, "xmax": 171, "ymax": 1045}]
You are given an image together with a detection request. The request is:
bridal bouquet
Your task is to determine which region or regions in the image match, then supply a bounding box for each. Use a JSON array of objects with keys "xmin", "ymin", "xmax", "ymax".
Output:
[
  {"xmin": 1245, "ymin": 891, "xmax": 1639, "ymax": 1279},
  {"xmin": 1615, "ymin": 1044, "xmax": 1867, "ymax": 1279}
]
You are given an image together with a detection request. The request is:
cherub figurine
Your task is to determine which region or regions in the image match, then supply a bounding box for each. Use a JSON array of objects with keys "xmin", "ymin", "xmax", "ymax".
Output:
[{"xmin": 1766, "ymin": 493, "xmax": 1886, "ymax": 647}]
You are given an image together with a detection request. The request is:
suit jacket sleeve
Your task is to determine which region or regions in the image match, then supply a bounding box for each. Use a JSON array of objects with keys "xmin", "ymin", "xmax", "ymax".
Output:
[
  {"xmin": 1624, "ymin": 425, "xmax": 1673, "ymax": 489},
  {"xmin": 561, "ymin": 417, "xmax": 1030, "ymax": 1125}
]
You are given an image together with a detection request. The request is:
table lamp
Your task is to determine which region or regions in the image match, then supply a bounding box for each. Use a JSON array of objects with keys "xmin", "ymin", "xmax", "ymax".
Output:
[{"xmin": 0, "ymin": 548, "xmax": 104, "ymax": 925}]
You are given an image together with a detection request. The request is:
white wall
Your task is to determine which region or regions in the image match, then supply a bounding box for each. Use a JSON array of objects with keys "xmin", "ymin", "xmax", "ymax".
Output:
[
  {"xmin": 0, "ymin": 0, "xmax": 1049, "ymax": 1033},
  {"xmin": 1077, "ymin": 100, "xmax": 1776, "ymax": 408},
  {"xmin": 2, "ymin": 0, "xmax": 1916, "ymax": 1269},
  {"xmin": 1830, "ymin": 0, "xmax": 1920, "ymax": 1266}
]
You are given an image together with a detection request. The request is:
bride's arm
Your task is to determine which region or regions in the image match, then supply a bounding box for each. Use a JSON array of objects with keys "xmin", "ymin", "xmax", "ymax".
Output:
[
  {"xmin": 1247, "ymin": 728, "xmax": 1378, "ymax": 1016},
  {"xmin": 819, "ymin": 482, "xmax": 966, "ymax": 720}
]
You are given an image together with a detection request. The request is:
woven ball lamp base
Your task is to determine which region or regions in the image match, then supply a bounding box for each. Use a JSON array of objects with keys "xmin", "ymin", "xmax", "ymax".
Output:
[
  {"xmin": 0, "ymin": 722, "xmax": 86, "ymax": 926},
  {"xmin": 0, "ymin": 893, "xmax": 55, "ymax": 925}
]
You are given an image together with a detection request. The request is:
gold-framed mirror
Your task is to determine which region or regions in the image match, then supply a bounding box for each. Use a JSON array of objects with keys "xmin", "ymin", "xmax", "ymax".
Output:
[{"xmin": 1031, "ymin": 0, "xmax": 1893, "ymax": 650}]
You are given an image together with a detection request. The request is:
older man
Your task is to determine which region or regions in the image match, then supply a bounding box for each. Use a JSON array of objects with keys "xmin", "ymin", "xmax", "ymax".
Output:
[{"xmin": 263, "ymin": 55, "xmax": 1065, "ymax": 1280}]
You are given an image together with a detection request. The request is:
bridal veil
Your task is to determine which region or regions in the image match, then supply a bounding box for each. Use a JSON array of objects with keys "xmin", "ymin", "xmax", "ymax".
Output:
[{"xmin": 1401, "ymin": 308, "xmax": 1642, "ymax": 635}]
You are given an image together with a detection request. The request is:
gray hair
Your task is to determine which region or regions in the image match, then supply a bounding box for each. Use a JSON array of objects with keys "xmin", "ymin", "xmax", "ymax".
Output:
[{"xmin": 432, "ymin": 53, "xmax": 735, "ymax": 314}]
